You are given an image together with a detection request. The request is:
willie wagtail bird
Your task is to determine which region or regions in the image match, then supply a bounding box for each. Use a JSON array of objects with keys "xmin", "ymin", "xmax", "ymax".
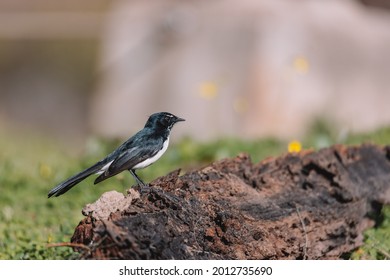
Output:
[{"xmin": 48, "ymin": 112, "xmax": 184, "ymax": 198}]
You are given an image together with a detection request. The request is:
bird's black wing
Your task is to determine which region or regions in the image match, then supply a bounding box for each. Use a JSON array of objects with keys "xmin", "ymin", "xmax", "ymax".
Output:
[{"xmin": 94, "ymin": 134, "xmax": 164, "ymax": 184}]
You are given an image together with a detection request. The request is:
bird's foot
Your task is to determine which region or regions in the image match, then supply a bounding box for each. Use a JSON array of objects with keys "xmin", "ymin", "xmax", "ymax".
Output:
[{"xmin": 139, "ymin": 183, "xmax": 151, "ymax": 195}]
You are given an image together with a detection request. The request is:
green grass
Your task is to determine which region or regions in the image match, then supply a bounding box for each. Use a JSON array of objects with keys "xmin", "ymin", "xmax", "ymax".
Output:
[
  {"xmin": 350, "ymin": 206, "xmax": 390, "ymax": 260},
  {"xmin": 0, "ymin": 125, "xmax": 389, "ymax": 259}
]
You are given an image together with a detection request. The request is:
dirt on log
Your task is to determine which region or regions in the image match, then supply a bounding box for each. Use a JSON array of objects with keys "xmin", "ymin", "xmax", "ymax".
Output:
[{"xmin": 71, "ymin": 144, "xmax": 390, "ymax": 259}]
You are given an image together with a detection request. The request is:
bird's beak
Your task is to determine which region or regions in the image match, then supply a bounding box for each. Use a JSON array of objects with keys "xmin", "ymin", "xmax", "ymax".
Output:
[{"xmin": 175, "ymin": 117, "xmax": 185, "ymax": 123}]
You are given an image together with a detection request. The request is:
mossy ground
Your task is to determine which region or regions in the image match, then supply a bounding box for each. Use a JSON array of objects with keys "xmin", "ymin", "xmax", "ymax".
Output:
[{"xmin": 0, "ymin": 124, "xmax": 389, "ymax": 259}]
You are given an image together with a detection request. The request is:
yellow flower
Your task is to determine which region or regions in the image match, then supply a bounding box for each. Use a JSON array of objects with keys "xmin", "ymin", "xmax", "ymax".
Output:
[
  {"xmin": 293, "ymin": 56, "xmax": 309, "ymax": 74},
  {"xmin": 39, "ymin": 163, "xmax": 52, "ymax": 179},
  {"xmin": 355, "ymin": 248, "xmax": 365, "ymax": 255},
  {"xmin": 288, "ymin": 140, "xmax": 302, "ymax": 153},
  {"xmin": 199, "ymin": 81, "xmax": 218, "ymax": 100}
]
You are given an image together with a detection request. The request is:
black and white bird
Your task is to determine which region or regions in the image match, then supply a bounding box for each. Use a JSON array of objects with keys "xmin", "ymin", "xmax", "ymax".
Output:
[{"xmin": 48, "ymin": 112, "xmax": 185, "ymax": 198}]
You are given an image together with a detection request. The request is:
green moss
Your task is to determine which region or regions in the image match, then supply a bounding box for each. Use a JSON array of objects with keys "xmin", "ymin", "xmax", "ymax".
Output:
[{"xmin": 351, "ymin": 206, "xmax": 390, "ymax": 260}]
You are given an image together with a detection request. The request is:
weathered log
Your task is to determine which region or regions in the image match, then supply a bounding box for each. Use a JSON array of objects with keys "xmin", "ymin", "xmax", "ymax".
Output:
[{"xmin": 71, "ymin": 144, "xmax": 390, "ymax": 259}]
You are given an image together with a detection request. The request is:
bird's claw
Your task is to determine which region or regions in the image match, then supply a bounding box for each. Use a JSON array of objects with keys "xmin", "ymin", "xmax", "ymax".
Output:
[{"xmin": 139, "ymin": 184, "xmax": 151, "ymax": 194}]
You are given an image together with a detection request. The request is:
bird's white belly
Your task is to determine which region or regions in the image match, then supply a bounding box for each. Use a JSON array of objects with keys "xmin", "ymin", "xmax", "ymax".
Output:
[{"xmin": 133, "ymin": 137, "xmax": 169, "ymax": 169}]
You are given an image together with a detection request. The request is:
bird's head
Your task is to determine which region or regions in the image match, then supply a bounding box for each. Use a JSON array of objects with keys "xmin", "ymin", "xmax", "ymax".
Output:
[{"xmin": 145, "ymin": 112, "xmax": 185, "ymax": 131}]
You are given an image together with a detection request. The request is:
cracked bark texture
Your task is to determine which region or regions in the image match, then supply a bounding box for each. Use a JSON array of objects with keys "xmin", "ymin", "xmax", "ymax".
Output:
[{"xmin": 71, "ymin": 144, "xmax": 390, "ymax": 259}]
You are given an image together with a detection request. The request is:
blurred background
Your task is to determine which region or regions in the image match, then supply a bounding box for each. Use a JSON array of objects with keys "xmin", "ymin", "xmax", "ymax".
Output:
[
  {"xmin": 1, "ymin": 0, "xmax": 390, "ymax": 259},
  {"xmin": 1, "ymin": 0, "xmax": 390, "ymax": 148}
]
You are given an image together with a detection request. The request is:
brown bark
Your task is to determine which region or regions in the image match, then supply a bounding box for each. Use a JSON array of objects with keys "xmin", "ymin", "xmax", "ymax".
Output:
[{"xmin": 71, "ymin": 144, "xmax": 390, "ymax": 259}]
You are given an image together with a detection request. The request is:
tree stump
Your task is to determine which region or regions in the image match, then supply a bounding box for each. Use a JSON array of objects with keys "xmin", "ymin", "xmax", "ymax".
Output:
[{"xmin": 71, "ymin": 144, "xmax": 390, "ymax": 259}]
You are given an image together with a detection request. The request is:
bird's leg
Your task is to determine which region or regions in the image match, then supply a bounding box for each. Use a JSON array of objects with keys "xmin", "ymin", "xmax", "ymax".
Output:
[
  {"xmin": 129, "ymin": 169, "xmax": 145, "ymax": 186},
  {"xmin": 129, "ymin": 169, "xmax": 150, "ymax": 193}
]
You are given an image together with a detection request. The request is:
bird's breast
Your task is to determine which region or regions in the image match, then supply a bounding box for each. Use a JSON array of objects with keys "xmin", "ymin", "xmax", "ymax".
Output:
[{"xmin": 133, "ymin": 136, "xmax": 170, "ymax": 169}]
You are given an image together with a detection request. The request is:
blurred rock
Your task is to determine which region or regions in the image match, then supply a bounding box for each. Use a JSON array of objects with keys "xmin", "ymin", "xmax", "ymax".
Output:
[
  {"xmin": 92, "ymin": 0, "xmax": 390, "ymax": 141},
  {"xmin": 1, "ymin": 0, "xmax": 390, "ymax": 144},
  {"xmin": 360, "ymin": 0, "xmax": 390, "ymax": 10}
]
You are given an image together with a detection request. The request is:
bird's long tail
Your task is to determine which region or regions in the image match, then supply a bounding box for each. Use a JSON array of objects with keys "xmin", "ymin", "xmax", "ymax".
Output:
[{"xmin": 48, "ymin": 162, "xmax": 103, "ymax": 198}]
